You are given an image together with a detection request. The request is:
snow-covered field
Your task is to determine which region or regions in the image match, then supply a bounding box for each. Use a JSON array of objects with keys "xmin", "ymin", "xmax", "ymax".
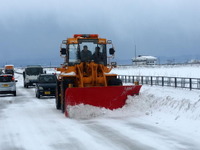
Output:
[
  {"xmin": 111, "ymin": 64, "xmax": 200, "ymax": 78},
  {"xmin": 0, "ymin": 65, "xmax": 200, "ymax": 150}
]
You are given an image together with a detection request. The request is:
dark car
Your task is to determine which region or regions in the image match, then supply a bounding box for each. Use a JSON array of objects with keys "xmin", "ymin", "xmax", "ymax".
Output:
[{"xmin": 35, "ymin": 74, "xmax": 57, "ymax": 98}]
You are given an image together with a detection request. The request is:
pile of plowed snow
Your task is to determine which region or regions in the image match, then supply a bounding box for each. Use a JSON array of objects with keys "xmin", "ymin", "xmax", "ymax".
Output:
[{"xmin": 68, "ymin": 85, "xmax": 200, "ymax": 120}]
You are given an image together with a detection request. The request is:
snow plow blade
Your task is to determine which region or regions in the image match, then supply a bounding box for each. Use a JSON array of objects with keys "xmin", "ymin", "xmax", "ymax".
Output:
[{"xmin": 65, "ymin": 85, "xmax": 142, "ymax": 117}]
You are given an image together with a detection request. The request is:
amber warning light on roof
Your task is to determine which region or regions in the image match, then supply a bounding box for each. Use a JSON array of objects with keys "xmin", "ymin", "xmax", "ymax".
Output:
[{"xmin": 73, "ymin": 34, "xmax": 99, "ymax": 38}]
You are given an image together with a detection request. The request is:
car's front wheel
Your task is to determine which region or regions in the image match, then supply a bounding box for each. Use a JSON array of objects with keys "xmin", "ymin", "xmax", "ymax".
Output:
[
  {"xmin": 13, "ymin": 91, "xmax": 16, "ymax": 96},
  {"xmin": 36, "ymin": 91, "xmax": 40, "ymax": 99}
]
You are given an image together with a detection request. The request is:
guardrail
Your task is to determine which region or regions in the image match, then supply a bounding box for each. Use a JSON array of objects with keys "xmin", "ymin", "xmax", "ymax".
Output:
[{"xmin": 118, "ymin": 75, "xmax": 200, "ymax": 90}]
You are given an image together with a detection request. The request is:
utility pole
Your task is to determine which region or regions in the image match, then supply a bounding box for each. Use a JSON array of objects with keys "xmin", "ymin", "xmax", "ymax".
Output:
[{"xmin": 135, "ymin": 44, "xmax": 137, "ymax": 59}]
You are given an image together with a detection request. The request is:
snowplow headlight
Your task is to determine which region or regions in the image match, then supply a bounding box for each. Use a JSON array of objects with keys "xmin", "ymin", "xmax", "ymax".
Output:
[{"xmin": 39, "ymin": 87, "xmax": 43, "ymax": 90}]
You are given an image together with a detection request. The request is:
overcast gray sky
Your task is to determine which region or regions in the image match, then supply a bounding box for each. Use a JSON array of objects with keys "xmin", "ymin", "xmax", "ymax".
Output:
[{"xmin": 1, "ymin": 0, "xmax": 200, "ymax": 66}]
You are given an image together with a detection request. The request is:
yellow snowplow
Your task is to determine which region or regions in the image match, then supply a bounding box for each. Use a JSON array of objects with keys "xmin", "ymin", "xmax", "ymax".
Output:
[
  {"xmin": 56, "ymin": 34, "xmax": 142, "ymax": 117},
  {"xmin": 4, "ymin": 65, "xmax": 14, "ymax": 75}
]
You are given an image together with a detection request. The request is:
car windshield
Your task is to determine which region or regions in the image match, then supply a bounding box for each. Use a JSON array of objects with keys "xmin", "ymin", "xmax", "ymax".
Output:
[
  {"xmin": 5, "ymin": 69, "xmax": 14, "ymax": 74},
  {"xmin": 38, "ymin": 75, "xmax": 56, "ymax": 83},
  {"xmin": 0, "ymin": 76, "xmax": 13, "ymax": 82}
]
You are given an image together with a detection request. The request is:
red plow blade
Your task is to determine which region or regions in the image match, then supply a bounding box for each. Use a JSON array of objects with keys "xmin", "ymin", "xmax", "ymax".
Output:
[{"xmin": 65, "ymin": 85, "xmax": 142, "ymax": 117}]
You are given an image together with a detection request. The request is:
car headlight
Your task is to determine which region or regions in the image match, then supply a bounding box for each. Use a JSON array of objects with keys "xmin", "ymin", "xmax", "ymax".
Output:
[{"xmin": 39, "ymin": 86, "xmax": 43, "ymax": 90}]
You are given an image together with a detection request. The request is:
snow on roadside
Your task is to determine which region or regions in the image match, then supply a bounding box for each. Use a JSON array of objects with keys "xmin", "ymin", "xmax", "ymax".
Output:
[
  {"xmin": 15, "ymin": 66, "xmax": 200, "ymax": 123},
  {"xmin": 111, "ymin": 64, "xmax": 200, "ymax": 78},
  {"xmin": 15, "ymin": 64, "xmax": 200, "ymax": 78},
  {"xmin": 68, "ymin": 85, "xmax": 200, "ymax": 122}
]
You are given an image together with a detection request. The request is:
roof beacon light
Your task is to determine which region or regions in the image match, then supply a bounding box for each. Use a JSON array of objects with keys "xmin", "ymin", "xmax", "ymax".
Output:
[{"xmin": 74, "ymin": 34, "xmax": 98, "ymax": 38}]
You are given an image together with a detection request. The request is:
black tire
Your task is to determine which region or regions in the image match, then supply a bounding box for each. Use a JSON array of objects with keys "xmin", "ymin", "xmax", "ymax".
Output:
[
  {"xmin": 13, "ymin": 91, "xmax": 16, "ymax": 96},
  {"xmin": 24, "ymin": 83, "xmax": 28, "ymax": 88},
  {"xmin": 61, "ymin": 79, "xmax": 74, "ymax": 113},
  {"xmin": 61, "ymin": 82, "xmax": 68, "ymax": 113},
  {"xmin": 36, "ymin": 91, "xmax": 40, "ymax": 99},
  {"xmin": 55, "ymin": 81, "xmax": 61, "ymax": 110},
  {"xmin": 108, "ymin": 78, "xmax": 123, "ymax": 86}
]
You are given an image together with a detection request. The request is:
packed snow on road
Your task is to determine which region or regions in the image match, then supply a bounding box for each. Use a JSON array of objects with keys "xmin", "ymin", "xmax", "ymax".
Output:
[{"xmin": 0, "ymin": 65, "xmax": 200, "ymax": 150}]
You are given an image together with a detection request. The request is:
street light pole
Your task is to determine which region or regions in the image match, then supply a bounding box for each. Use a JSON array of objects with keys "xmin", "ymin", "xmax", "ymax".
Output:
[{"xmin": 135, "ymin": 44, "xmax": 137, "ymax": 59}]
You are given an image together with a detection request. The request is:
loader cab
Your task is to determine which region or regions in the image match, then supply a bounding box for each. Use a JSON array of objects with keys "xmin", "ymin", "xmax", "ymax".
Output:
[
  {"xmin": 61, "ymin": 37, "xmax": 114, "ymax": 66},
  {"xmin": 77, "ymin": 41, "xmax": 107, "ymax": 65}
]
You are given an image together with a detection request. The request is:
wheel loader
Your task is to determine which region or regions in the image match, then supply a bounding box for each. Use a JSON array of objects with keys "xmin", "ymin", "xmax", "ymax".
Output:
[{"xmin": 56, "ymin": 34, "xmax": 142, "ymax": 117}]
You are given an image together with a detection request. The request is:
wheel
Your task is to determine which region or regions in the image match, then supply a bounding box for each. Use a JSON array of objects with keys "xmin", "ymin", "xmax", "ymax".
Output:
[
  {"xmin": 61, "ymin": 82, "xmax": 67, "ymax": 113},
  {"xmin": 13, "ymin": 91, "xmax": 16, "ymax": 96},
  {"xmin": 36, "ymin": 91, "xmax": 40, "ymax": 99},
  {"xmin": 55, "ymin": 81, "xmax": 61, "ymax": 110},
  {"xmin": 24, "ymin": 83, "xmax": 28, "ymax": 88},
  {"xmin": 60, "ymin": 79, "xmax": 74, "ymax": 113},
  {"xmin": 108, "ymin": 78, "xmax": 123, "ymax": 86}
]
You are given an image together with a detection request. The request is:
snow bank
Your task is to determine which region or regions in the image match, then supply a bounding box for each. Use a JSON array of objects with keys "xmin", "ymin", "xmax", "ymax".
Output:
[
  {"xmin": 126, "ymin": 86, "xmax": 200, "ymax": 120},
  {"xmin": 68, "ymin": 85, "xmax": 200, "ymax": 120}
]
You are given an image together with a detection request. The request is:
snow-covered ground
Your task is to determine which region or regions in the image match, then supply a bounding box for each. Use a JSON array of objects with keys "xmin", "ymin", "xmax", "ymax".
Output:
[
  {"xmin": 111, "ymin": 64, "xmax": 200, "ymax": 78},
  {"xmin": 0, "ymin": 65, "xmax": 200, "ymax": 150}
]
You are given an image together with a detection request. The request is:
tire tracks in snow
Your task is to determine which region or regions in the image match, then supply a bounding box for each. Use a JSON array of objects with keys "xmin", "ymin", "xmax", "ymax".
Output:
[
  {"xmin": 125, "ymin": 121, "xmax": 200, "ymax": 150},
  {"xmin": 80, "ymin": 118, "xmax": 200, "ymax": 150},
  {"xmin": 82, "ymin": 120, "xmax": 156, "ymax": 150}
]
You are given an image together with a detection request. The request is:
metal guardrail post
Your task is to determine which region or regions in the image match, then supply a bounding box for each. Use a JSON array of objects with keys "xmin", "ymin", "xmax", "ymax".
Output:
[
  {"xmin": 141, "ymin": 76, "xmax": 143, "ymax": 85},
  {"xmin": 198, "ymin": 79, "xmax": 200, "ymax": 89},
  {"xmin": 189, "ymin": 78, "xmax": 192, "ymax": 90},
  {"xmin": 175, "ymin": 77, "xmax": 177, "ymax": 88},
  {"xmin": 118, "ymin": 75, "xmax": 200, "ymax": 90}
]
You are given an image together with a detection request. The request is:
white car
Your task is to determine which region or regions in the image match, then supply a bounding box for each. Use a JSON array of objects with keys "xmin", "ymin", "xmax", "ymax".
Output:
[{"xmin": 0, "ymin": 74, "xmax": 17, "ymax": 96}]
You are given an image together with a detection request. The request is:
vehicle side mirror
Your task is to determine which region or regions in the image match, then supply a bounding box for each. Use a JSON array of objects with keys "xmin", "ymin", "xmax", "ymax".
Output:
[
  {"xmin": 15, "ymin": 80, "xmax": 18, "ymax": 82},
  {"xmin": 109, "ymin": 48, "xmax": 115, "ymax": 55},
  {"xmin": 60, "ymin": 48, "xmax": 66, "ymax": 55},
  {"xmin": 111, "ymin": 62, "xmax": 117, "ymax": 67}
]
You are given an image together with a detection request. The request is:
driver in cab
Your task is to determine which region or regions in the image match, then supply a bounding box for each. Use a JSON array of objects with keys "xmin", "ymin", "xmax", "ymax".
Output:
[{"xmin": 80, "ymin": 45, "xmax": 92, "ymax": 62}]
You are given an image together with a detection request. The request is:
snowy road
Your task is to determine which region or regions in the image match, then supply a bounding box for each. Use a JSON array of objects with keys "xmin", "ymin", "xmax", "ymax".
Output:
[{"xmin": 0, "ymin": 73, "xmax": 200, "ymax": 150}]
